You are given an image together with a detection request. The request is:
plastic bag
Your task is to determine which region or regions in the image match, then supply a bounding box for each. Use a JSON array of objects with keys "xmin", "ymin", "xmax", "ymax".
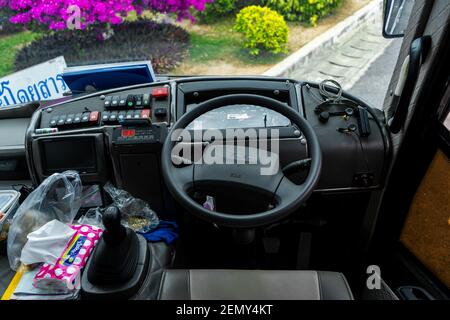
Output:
[
  {"xmin": 103, "ymin": 182, "xmax": 159, "ymax": 233},
  {"xmin": 77, "ymin": 207, "xmax": 104, "ymax": 229},
  {"xmin": 7, "ymin": 171, "xmax": 82, "ymax": 270}
]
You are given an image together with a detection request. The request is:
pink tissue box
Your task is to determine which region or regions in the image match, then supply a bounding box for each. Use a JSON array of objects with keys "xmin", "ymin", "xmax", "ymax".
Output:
[{"xmin": 33, "ymin": 224, "xmax": 103, "ymax": 291}]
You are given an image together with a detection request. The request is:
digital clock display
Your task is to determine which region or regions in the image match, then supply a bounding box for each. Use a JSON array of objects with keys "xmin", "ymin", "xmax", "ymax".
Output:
[{"xmin": 121, "ymin": 129, "xmax": 136, "ymax": 137}]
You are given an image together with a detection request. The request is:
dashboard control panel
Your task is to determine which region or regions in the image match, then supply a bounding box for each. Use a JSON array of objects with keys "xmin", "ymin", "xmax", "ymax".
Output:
[
  {"xmin": 27, "ymin": 77, "xmax": 388, "ymax": 193},
  {"xmin": 49, "ymin": 110, "xmax": 101, "ymax": 128},
  {"xmin": 39, "ymin": 85, "xmax": 170, "ymax": 131},
  {"xmin": 48, "ymin": 109, "xmax": 152, "ymax": 129}
]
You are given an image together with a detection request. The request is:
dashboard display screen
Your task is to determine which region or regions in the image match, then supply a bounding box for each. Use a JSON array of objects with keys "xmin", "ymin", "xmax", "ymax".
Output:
[
  {"xmin": 185, "ymin": 104, "xmax": 291, "ymax": 130},
  {"xmin": 41, "ymin": 138, "xmax": 97, "ymax": 174}
]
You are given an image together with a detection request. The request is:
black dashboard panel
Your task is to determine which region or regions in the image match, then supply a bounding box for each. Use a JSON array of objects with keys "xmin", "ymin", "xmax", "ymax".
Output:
[
  {"xmin": 301, "ymin": 85, "xmax": 388, "ymax": 190},
  {"xmin": 24, "ymin": 77, "xmax": 390, "ymax": 214},
  {"xmin": 176, "ymin": 78, "xmax": 301, "ymax": 119}
]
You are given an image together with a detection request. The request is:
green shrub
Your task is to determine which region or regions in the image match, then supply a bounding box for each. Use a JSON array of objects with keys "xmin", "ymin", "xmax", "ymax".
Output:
[
  {"xmin": 197, "ymin": 0, "xmax": 237, "ymax": 23},
  {"xmin": 265, "ymin": 0, "xmax": 343, "ymax": 26},
  {"xmin": 234, "ymin": 5, "xmax": 288, "ymax": 56},
  {"xmin": 196, "ymin": 0, "xmax": 262, "ymax": 23}
]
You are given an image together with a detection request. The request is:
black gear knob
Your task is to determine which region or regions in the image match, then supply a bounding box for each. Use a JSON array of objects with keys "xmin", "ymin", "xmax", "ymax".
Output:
[
  {"xmin": 102, "ymin": 205, "xmax": 126, "ymax": 244},
  {"xmin": 83, "ymin": 205, "xmax": 150, "ymax": 298}
]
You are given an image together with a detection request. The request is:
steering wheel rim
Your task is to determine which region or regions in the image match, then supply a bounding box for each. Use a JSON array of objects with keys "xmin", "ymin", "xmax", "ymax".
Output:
[{"xmin": 161, "ymin": 94, "xmax": 322, "ymax": 228}]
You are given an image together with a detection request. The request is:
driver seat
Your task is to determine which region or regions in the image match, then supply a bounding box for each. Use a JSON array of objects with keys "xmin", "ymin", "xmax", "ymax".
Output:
[{"xmin": 157, "ymin": 269, "xmax": 354, "ymax": 300}]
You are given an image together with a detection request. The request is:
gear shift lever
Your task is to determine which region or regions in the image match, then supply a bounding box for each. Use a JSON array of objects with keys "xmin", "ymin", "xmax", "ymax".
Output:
[
  {"xmin": 81, "ymin": 205, "xmax": 150, "ymax": 299},
  {"xmin": 102, "ymin": 206, "xmax": 126, "ymax": 244}
]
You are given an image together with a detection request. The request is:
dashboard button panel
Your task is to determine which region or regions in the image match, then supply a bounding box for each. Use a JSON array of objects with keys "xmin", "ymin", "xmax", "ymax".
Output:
[
  {"xmin": 103, "ymin": 93, "xmax": 159, "ymax": 110},
  {"xmin": 46, "ymin": 109, "xmax": 153, "ymax": 128},
  {"xmin": 102, "ymin": 109, "xmax": 151, "ymax": 124},
  {"xmin": 41, "ymin": 86, "xmax": 169, "ymax": 131},
  {"xmin": 47, "ymin": 111, "xmax": 101, "ymax": 129}
]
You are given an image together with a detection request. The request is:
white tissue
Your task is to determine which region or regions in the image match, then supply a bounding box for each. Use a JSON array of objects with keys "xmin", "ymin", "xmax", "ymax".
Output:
[{"xmin": 20, "ymin": 220, "xmax": 75, "ymax": 266}]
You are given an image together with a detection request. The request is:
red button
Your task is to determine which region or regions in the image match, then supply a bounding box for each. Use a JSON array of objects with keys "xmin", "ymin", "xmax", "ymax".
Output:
[
  {"xmin": 141, "ymin": 109, "xmax": 151, "ymax": 119},
  {"xmin": 89, "ymin": 111, "xmax": 99, "ymax": 123},
  {"xmin": 151, "ymin": 87, "xmax": 168, "ymax": 99}
]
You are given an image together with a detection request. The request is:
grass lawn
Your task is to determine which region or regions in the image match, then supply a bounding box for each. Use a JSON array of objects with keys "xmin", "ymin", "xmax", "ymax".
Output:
[
  {"xmin": 187, "ymin": 19, "xmax": 282, "ymax": 66},
  {"xmin": 174, "ymin": 17, "xmax": 288, "ymax": 76},
  {"xmin": 0, "ymin": 31, "xmax": 39, "ymax": 78}
]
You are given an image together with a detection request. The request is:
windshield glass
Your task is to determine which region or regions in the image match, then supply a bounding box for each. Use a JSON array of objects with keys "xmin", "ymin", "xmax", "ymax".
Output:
[{"xmin": 0, "ymin": 0, "xmax": 413, "ymax": 108}]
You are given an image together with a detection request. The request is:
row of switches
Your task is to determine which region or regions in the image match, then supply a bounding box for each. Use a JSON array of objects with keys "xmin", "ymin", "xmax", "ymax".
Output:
[
  {"xmin": 49, "ymin": 108, "xmax": 163, "ymax": 128},
  {"xmin": 50, "ymin": 111, "xmax": 99, "ymax": 127},
  {"xmin": 104, "ymin": 94, "xmax": 151, "ymax": 109},
  {"xmin": 104, "ymin": 88, "xmax": 169, "ymax": 109},
  {"xmin": 102, "ymin": 109, "xmax": 151, "ymax": 122}
]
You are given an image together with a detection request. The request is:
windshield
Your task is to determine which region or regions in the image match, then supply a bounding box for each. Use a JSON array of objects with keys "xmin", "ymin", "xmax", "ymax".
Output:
[{"xmin": 0, "ymin": 0, "xmax": 412, "ymax": 108}]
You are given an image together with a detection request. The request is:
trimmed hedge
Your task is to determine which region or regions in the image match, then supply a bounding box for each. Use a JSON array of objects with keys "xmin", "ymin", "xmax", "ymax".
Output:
[
  {"xmin": 265, "ymin": 0, "xmax": 343, "ymax": 26},
  {"xmin": 14, "ymin": 20, "xmax": 189, "ymax": 73},
  {"xmin": 234, "ymin": 5, "xmax": 288, "ymax": 56}
]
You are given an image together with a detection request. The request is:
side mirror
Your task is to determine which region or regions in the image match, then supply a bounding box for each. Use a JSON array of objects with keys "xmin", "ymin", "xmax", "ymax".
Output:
[{"xmin": 382, "ymin": 0, "xmax": 414, "ymax": 38}]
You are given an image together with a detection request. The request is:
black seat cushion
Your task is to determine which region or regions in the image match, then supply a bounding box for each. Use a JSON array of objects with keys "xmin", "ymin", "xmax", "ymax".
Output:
[{"xmin": 157, "ymin": 269, "xmax": 353, "ymax": 300}]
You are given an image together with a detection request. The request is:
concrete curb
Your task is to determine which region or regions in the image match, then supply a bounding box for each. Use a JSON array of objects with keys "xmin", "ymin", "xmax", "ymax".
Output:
[{"xmin": 263, "ymin": 0, "xmax": 383, "ymax": 77}]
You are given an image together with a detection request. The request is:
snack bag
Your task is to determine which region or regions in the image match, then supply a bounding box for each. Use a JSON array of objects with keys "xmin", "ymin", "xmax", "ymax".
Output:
[{"xmin": 33, "ymin": 224, "xmax": 102, "ymax": 292}]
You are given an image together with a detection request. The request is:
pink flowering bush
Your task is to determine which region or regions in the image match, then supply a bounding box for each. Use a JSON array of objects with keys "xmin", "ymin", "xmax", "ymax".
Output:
[{"xmin": 0, "ymin": 0, "xmax": 211, "ymax": 30}]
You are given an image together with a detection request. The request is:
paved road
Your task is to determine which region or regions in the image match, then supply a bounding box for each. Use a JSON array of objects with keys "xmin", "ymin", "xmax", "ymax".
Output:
[
  {"xmin": 348, "ymin": 38, "xmax": 402, "ymax": 109},
  {"xmin": 346, "ymin": 0, "xmax": 414, "ymax": 109},
  {"xmin": 288, "ymin": 3, "xmax": 405, "ymax": 110},
  {"xmin": 288, "ymin": 7, "xmax": 392, "ymax": 91}
]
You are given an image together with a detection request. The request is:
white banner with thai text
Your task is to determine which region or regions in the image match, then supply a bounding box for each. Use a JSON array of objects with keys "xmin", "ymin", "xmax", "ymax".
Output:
[{"xmin": 0, "ymin": 56, "xmax": 68, "ymax": 107}]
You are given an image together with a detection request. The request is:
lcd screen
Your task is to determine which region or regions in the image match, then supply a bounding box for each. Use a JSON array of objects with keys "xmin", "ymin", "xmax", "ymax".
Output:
[{"xmin": 41, "ymin": 138, "xmax": 97, "ymax": 174}]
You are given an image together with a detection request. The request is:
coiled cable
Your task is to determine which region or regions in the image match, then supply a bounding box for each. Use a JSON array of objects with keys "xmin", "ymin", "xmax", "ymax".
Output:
[{"xmin": 318, "ymin": 79, "xmax": 343, "ymax": 102}]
